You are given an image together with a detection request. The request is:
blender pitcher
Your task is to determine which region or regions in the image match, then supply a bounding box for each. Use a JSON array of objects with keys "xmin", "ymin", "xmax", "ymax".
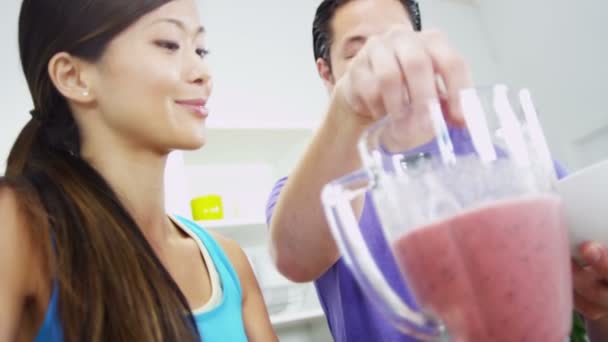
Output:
[{"xmin": 321, "ymin": 85, "xmax": 572, "ymax": 341}]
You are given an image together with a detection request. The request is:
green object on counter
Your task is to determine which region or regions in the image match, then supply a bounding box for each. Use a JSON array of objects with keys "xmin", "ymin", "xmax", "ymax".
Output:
[{"xmin": 191, "ymin": 195, "xmax": 223, "ymax": 221}]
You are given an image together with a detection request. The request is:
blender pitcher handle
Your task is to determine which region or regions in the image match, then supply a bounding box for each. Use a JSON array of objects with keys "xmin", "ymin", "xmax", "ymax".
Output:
[{"xmin": 321, "ymin": 170, "xmax": 444, "ymax": 341}]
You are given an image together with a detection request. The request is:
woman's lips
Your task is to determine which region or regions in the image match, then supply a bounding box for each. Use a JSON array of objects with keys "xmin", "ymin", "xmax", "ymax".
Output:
[{"xmin": 175, "ymin": 99, "xmax": 208, "ymax": 118}]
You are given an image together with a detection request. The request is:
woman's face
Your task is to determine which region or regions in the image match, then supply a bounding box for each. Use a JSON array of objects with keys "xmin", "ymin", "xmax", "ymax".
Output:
[{"xmin": 86, "ymin": 0, "xmax": 212, "ymax": 154}]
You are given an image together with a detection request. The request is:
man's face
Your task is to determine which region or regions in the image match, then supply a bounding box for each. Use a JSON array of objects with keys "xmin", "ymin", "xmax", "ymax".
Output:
[{"xmin": 318, "ymin": 0, "xmax": 413, "ymax": 91}]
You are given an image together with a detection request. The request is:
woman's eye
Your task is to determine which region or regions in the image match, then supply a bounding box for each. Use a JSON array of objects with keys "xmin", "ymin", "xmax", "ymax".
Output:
[{"xmin": 155, "ymin": 40, "xmax": 180, "ymax": 52}]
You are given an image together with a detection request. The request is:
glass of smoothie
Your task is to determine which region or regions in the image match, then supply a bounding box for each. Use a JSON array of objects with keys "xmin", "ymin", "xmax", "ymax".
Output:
[{"xmin": 321, "ymin": 84, "xmax": 572, "ymax": 341}]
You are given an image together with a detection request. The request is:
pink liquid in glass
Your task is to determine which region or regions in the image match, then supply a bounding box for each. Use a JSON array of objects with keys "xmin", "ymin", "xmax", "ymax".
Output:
[{"xmin": 393, "ymin": 195, "xmax": 572, "ymax": 341}]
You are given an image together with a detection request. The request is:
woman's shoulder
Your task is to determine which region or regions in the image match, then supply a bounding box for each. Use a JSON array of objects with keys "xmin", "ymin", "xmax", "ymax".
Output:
[
  {"xmin": 170, "ymin": 215, "xmax": 253, "ymax": 297},
  {"xmin": 0, "ymin": 183, "xmax": 49, "ymax": 339},
  {"xmin": 207, "ymin": 230, "xmax": 257, "ymax": 301},
  {"xmin": 170, "ymin": 215, "xmax": 245, "ymax": 262},
  {"xmin": 0, "ymin": 185, "xmax": 35, "ymax": 267},
  {"xmin": 0, "ymin": 183, "xmax": 49, "ymax": 290},
  {"xmin": 182, "ymin": 218, "xmax": 249, "ymax": 277},
  {"xmin": 207, "ymin": 231, "xmax": 249, "ymax": 275}
]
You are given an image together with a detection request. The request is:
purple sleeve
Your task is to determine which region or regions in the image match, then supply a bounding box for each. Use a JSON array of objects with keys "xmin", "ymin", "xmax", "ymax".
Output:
[
  {"xmin": 266, "ymin": 176, "xmax": 288, "ymax": 226},
  {"xmin": 553, "ymin": 160, "xmax": 569, "ymax": 180},
  {"xmin": 265, "ymin": 160, "xmax": 566, "ymax": 226}
]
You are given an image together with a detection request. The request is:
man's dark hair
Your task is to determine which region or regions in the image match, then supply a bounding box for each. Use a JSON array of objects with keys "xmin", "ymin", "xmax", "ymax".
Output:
[{"xmin": 312, "ymin": 0, "xmax": 421, "ymax": 66}]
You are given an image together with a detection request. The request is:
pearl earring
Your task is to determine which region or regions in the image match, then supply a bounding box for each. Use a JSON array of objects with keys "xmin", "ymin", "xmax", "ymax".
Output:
[{"xmin": 82, "ymin": 90, "xmax": 89, "ymax": 96}]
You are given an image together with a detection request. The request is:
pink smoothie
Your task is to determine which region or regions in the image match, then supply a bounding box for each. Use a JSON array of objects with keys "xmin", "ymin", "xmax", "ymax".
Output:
[{"xmin": 393, "ymin": 195, "xmax": 572, "ymax": 341}]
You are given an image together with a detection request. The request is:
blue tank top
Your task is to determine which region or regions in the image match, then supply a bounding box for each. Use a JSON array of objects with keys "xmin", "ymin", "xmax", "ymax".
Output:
[{"xmin": 34, "ymin": 215, "xmax": 248, "ymax": 341}]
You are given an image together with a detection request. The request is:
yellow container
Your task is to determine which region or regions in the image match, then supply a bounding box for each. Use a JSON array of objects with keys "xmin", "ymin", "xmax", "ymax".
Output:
[{"xmin": 190, "ymin": 195, "xmax": 224, "ymax": 221}]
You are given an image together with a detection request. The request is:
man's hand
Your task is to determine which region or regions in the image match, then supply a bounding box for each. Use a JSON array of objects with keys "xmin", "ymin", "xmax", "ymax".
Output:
[
  {"xmin": 331, "ymin": 26, "xmax": 472, "ymax": 130},
  {"xmin": 573, "ymin": 242, "xmax": 608, "ymax": 341},
  {"xmin": 573, "ymin": 242, "xmax": 608, "ymax": 319},
  {"xmin": 269, "ymin": 27, "xmax": 474, "ymax": 282}
]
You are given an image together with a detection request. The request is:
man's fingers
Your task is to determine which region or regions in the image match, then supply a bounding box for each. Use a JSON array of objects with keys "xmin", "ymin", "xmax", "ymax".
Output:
[
  {"xmin": 575, "ymin": 291, "xmax": 608, "ymax": 321},
  {"xmin": 420, "ymin": 30, "xmax": 472, "ymax": 124},
  {"xmin": 580, "ymin": 242, "xmax": 608, "ymax": 277},
  {"xmin": 368, "ymin": 37, "xmax": 405, "ymax": 119}
]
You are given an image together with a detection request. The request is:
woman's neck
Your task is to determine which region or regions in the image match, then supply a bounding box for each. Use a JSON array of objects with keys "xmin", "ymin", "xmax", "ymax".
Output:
[{"xmin": 80, "ymin": 141, "xmax": 175, "ymax": 246}]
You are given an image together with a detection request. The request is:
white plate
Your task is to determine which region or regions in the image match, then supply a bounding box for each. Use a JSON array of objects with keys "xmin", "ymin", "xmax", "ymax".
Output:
[{"xmin": 555, "ymin": 160, "xmax": 608, "ymax": 259}]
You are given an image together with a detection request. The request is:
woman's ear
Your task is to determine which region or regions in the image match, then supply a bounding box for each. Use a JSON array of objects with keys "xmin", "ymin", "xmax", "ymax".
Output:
[{"xmin": 47, "ymin": 52, "xmax": 95, "ymax": 104}]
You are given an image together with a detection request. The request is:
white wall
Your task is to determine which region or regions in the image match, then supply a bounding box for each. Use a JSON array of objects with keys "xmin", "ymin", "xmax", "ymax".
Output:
[
  {"xmin": 0, "ymin": 1, "xmax": 31, "ymax": 172},
  {"xmin": 419, "ymin": 0, "xmax": 499, "ymax": 85},
  {"xmin": 199, "ymin": 0, "xmax": 499, "ymax": 126},
  {"xmin": 198, "ymin": 0, "xmax": 327, "ymax": 128},
  {"xmin": 477, "ymin": 0, "xmax": 608, "ymax": 169}
]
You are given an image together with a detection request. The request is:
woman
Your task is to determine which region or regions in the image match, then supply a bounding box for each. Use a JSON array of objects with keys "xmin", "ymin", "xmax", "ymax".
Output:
[{"xmin": 0, "ymin": 0, "xmax": 277, "ymax": 341}]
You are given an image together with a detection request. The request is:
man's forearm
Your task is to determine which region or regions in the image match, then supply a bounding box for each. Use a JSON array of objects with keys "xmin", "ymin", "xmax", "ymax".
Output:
[{"xmin": 269, "ymin": 101, "xmax": 369, "ymax": 282}]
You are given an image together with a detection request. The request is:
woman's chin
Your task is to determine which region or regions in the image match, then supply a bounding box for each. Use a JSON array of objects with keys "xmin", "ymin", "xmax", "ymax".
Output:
[
  {"xmin": 178, "ymin": 136, "xmax": 206, "ymax": 151},
  {"xmin": 162, "ymin": 130, "xmax": 207, "ymax": 151}
]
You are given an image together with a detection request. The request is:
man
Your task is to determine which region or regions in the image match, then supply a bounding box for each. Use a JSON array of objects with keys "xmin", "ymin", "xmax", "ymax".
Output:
[{"xmin": 266, "ymin": 0, "xmax": 608, "ymax": 340}]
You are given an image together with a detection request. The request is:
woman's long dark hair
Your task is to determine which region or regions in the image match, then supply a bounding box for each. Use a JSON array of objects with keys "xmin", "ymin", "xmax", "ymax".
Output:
[{"xmin": 0, "ymin": 0, "xmax": 199, "ymax": 340}]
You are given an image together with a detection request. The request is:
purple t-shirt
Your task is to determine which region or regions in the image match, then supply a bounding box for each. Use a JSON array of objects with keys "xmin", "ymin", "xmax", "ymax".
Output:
[{"xmin": 265, "ymin": 128, "xmax": 567, "ymax": 342}]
